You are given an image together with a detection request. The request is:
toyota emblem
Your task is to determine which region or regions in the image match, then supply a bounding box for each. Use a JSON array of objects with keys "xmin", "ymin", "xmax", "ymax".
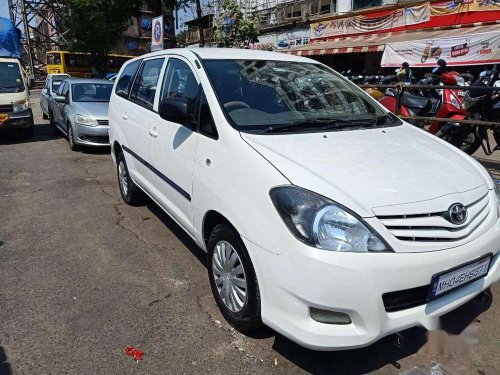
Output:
[{"xmin": 447, "ymin": 203, "xmax": 468, "ymax": 225}]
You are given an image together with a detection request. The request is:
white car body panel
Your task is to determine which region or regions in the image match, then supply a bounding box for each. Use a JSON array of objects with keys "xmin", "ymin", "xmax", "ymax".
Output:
[{"xmin": 108, "ymin": 48, "xmax": 500, "ymax": 350}]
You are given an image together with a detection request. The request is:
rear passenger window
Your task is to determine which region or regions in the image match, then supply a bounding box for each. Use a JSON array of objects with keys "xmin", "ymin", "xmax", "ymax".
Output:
[
  {"xmin": 130, "ymin": 58, "xmax": 164, "ymax": 109},
  {"xmin": 116, "ymin": 59, "xmax": 142, "ymax": 98}
]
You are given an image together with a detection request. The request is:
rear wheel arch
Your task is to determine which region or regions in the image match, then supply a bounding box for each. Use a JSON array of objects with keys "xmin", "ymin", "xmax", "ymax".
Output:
[{"xmin": 113, "ymin": 142, "xmax": 123, "ymax": 160}]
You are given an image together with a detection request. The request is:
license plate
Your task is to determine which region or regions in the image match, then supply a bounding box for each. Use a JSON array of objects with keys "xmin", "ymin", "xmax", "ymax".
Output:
[
  {"xmin": 428, "ymin": 254, "xmax": 492, "ymax": 300},
  {"xmin": 0, "ymin": 113, "xmax": 8, "ymax": 125}
]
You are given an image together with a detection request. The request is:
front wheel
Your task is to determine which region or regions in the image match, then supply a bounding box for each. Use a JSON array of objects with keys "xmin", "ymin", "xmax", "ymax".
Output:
[
  {"xmin": 435, "ymin": 126, "xmax": 482, "ymax": 155},
  {"xmin": 207, "ymin": 224, "xmax": 263, "ymax": 332},
  {"xmin": 67, "ymin": 124, "xmax": 80, "ymax": 151}
]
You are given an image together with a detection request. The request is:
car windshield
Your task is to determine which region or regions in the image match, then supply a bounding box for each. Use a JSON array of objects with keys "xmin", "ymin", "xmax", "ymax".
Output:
[
  {"xmin": 0, "ymin": 62, "xmax": 24, "ymax": 93},
  {"xmin": 72, "ymin": 83, "xmax": 113, "ymax": 102},
  {"xmin": 204, "ymin": 60, "xmax": 395, "ymax": 132}
]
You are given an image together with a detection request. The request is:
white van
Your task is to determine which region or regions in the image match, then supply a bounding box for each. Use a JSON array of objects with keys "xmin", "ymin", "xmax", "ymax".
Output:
[
  {"xmin": 0, "ymin": 57, "xmax": 34, "ymax": 138},
  {"xmin": 108, "ymin": 48, "xmax": 500, "ymax": 351}
]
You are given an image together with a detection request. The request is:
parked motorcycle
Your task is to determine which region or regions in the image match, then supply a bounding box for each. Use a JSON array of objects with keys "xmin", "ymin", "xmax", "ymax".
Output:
[
  {"xmin": 436, "ymin": 70, "xmax": 500, "ymax": 155},
  {"xmin": 379, "ymin": 72, "xmax": 467, "ymax": 132}
]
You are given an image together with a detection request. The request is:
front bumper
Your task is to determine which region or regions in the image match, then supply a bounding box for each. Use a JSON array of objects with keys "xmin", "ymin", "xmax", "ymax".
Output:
[
  {"xmin": 73, "ymin": 122, "xmax": 110, "ymax": 147},
  {"xmin": 245, "ymin": 216, "xmax": 500, "ymax": 351},
  {"xmin": 0, "ymin": 109, "xmax": 33, "ymax": 130}
]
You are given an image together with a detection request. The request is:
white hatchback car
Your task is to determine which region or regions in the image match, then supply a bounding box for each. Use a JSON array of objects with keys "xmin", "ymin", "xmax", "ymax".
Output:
[{"xmin": 109, "ymin": 48, "xmax": 500, "ymax": 350}]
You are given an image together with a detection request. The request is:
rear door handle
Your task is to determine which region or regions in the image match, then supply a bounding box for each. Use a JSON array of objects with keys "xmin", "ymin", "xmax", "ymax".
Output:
[
  {"xmin": 148, "ymin": 129, "xmax": 159, "ymax": 138},
  {"xmin": 121, "ymin": 114, "xmax": 128, "ymax": 120}
]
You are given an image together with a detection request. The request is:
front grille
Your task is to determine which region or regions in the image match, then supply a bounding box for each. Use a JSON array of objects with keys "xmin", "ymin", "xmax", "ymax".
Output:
[
  {"xmin": 97, "ymin": 119, "xmax": 109, "ymax": 126},
  {"xmin": 0, "ymin": 104, "xmax": 13, "ymax": 113},
  {"xmin": 382, "ymin": 285, "xmax": 428, "ymax": 312},
  {"xmin": 78, "ymin": 134, "xmax": 109, "ymax": 144},
  {"xmin": 377, "ymin": 193, "xmax": 490, "ymax": 243}
]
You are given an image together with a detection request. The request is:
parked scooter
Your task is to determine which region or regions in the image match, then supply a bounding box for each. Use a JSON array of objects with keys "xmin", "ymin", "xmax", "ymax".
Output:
[
  {"xmin": 436, "ymin": 69, "xmax": 500, "ymax": 155},
  {"xmin": 379, "ymin": 71, "xmax": 467, "ymax": 132}
]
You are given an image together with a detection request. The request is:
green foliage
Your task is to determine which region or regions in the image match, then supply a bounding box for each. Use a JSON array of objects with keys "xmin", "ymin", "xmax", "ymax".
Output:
[
  {"xmin": 213, "ymin": 0, "xmax": 260, "ymax": 48},
  {"xmin": 64, "ymin": 0, "xmax": 143, "ymax": 55}
]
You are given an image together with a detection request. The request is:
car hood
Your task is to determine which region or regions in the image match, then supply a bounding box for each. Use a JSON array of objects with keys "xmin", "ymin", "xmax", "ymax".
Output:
[
  {"xmin": 72, "ymin": 101, "xmax": 109, "ymax": 120},
  {"xmin": 241, "ymin": 124, "xmax": 487, "ymax": 217}
]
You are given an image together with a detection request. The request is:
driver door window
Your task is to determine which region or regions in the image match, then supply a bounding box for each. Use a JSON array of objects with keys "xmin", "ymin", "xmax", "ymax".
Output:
[
  {"xmin": 130, "ymin": 58, "xmax": 164, "ymax": 110},
  {"xmin": 160, "ymin": 58, "xmax": 199, "ymax": 105}
]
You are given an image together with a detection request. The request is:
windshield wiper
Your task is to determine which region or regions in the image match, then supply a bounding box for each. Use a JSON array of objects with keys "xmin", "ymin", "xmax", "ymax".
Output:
[
  {"xmin": 260, "ymin": 118, "xmax": 343, "ymax": 133},
  {"xmin": 258, "ymin": 115, "xmax": 396, "ymax": 134}
]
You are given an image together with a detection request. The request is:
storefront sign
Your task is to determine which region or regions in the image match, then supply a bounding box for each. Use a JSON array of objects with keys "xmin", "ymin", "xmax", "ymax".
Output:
[
  {"xmin": 381, "ymin": 30, "xmax": 500, "ymax": 67},
  {"xmin": 431, "ymin": 0, "xmax": 500, "ymax": 16},
  {"xmin": 252, "ymin": 28, "xmax": 310, "ymax": 51},
  {"xmin": 311, "ymin": 3, "xmax": 430, "ymax": 39}
]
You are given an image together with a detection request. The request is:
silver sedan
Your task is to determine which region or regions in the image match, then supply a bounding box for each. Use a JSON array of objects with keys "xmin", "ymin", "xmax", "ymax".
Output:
[{"xmin": 50, "ymin": 78, "xmax": 113, "ymax": 151}]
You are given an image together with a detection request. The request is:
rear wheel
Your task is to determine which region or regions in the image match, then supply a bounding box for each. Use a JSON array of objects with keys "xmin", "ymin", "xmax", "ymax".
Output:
[
  {"xmin": 207, "ymin": 224, "xmax": 263, "ymax": 332},
  {"xmin": 116, "ymin": 152, "xmax": 144, "ymax": 206}
]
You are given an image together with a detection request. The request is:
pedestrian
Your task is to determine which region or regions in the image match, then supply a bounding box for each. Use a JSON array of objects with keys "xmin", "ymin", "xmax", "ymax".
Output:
[
  {"xmin": 432, "ymin": 59, "xmax": 447, "ymax": 76},
  {"xmin": 396, "ymin": 62, "xmax": 412, "ymax": 84}
]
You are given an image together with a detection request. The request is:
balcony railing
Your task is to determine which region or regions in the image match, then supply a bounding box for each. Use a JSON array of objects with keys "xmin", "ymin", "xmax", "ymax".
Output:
[{"xmin": 186, "ymin": 28, "xmax": 213, "ymax": 44}]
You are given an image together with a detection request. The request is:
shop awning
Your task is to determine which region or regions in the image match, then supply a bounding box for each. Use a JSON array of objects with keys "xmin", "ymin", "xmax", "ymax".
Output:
[{"xmin": 285, "ymin": 23, "xmax": 500, "ymax": 57}]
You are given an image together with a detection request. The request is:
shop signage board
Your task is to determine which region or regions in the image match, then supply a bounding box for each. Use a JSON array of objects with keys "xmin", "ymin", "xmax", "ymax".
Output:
[
  {"xmin": 252, "ymin": 28, "xmax": 310, "ymax": 51},
  {"xmin": 381, "ymin": 30, "xmax": 500, "ymax": 67},
  {"xmin": 151, "ymin": 15, "xmax": 163, "ymax": 52}
]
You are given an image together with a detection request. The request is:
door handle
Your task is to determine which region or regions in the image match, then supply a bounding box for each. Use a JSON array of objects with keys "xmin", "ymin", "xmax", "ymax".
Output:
[
  {"xmin": 148, "ymin": 129, "xmax": 159, "ymax": 138},
  {"xmin": 121, "ymin": 113, "xmax": 128, "ymax": 120}
]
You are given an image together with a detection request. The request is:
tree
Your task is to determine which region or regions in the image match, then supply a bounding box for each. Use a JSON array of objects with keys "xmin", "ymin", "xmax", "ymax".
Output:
[
  {"xmin": 63, "ymin": 0, "xmax": 143, "ymax": 73},
  {"xmin": 213, "ymin": 0, "xmax": 259, "ymax": 48}
]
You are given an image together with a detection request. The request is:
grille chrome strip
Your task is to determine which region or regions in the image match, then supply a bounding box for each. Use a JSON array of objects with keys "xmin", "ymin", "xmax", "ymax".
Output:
[{"xmin": 377, "ymin": 192, "xmax": 491, "ymax": 243}]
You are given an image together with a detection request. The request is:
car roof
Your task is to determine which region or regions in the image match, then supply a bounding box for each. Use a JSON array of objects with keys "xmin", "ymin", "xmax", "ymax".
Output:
[
  {"xmin": 66, "ymin": 78, "xmax": 114, "ymax": 84},
  {"xmin": 125, "ymin": 47, "xmax": 318, "ymax": 65}
]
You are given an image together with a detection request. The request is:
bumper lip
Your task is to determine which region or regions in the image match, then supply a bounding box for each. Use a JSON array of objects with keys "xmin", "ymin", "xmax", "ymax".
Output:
[
  {"xmin": 73, "ymin": 121, "xmax": 110, "ymax": 147},
  {"xmin": 0, "ymin": 109, "xmax": 33, "ymax": 129},
  {"xmin": 244, "ymin": 217, "xmax": 500, "ymax": 351}
]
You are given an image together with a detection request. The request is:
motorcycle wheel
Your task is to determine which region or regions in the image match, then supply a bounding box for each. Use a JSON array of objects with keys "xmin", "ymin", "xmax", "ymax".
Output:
[{"xmin": 435, "ymin": 126, "xmax": 482, "ymax": 155}]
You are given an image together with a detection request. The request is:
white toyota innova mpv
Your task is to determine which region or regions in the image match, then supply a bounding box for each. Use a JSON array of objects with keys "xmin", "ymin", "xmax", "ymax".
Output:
[{"xmin": 109, "ymin": 48, "xmax": 500, "ymax": 350}]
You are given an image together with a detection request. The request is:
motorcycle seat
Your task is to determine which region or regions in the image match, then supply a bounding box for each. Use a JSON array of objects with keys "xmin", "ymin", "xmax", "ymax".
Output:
[{"xmin": 402, "ymin": 92, "xmax": 431, "ymax": 110}]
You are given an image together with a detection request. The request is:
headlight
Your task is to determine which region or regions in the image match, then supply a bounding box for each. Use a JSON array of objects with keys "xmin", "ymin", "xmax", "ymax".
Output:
[
  {"xmin": 13, "ymin": 99, "xmax": 29, "ymax": 112},
  {"xmin": 270, "ymin": 186, "xmax": 391, "ymax": 252},
  {"xmin": 75, "ymin": 114, "xmax": 98, "ymax": 127}
]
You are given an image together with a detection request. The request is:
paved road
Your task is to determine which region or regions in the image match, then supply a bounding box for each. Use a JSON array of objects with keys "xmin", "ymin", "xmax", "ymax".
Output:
[{"xmin": 0, "ymin": 94, "xmax": 499, "ymax": 375}]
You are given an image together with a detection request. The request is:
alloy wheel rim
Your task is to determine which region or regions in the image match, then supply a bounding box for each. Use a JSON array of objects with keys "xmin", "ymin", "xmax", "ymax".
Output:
[
  {"xmin": 118, "ymin": 161, "xmax": 129, "ymax": 196},
  {"xmin": 212, "ymin": 241, "xmax": 247, "ymax": 313}
]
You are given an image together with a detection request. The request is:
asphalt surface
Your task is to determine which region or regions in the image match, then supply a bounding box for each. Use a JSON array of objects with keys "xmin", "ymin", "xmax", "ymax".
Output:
[{"xmin": 0, "ymin": 93, "xmax": 499, "ymax": 375}]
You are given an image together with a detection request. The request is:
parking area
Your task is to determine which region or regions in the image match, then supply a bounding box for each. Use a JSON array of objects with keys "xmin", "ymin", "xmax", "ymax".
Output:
[{"xmin": 0, "ymin": 92, "xmax": 499, "ymax": 374}]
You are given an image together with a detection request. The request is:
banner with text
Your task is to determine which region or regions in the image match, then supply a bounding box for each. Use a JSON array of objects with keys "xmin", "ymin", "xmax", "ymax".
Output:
[
  {"xmin": 431, "ymin": 0, "xmax": 500, "ymax": 16},
  {"xmin": 381, "ymin": 30, "xmax": 500, "ymax": 67}
]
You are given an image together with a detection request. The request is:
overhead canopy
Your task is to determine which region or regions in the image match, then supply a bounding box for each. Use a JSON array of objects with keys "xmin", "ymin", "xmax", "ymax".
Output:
[{"xmin": 285, "ymin": 24, "xmax": 500, "ymax": 59}]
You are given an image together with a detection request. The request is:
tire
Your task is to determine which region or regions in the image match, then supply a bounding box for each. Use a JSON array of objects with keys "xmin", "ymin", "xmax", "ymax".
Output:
[
  {"xmin": 67, "ymin": 124, "xmax": 80, "ymax": 151},
  {"xmin": 207, "ymin": 223, "xmax": 263, "ymax": 332},
  {"xmin": 436, "ymin": 126, "xmax": 482, "ymax": 155},
  {"xmin": 116, "ymin": 152, "xmax": 144, "ymax": 206}
]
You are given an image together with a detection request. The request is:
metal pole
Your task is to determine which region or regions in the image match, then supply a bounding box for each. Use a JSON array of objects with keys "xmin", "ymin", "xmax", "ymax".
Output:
[
  {"xmin": 8, "ymin": 0, "xmax": 15, "ymax": 23},
  {"xmin": 20, "ymin": 0, "xmax": 35, "ymax": 81}
]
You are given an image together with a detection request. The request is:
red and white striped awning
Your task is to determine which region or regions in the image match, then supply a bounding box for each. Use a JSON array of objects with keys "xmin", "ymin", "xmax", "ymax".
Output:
[{"xmin": 284, "ymin": 22, "xmax": 500, "ymax": 56}]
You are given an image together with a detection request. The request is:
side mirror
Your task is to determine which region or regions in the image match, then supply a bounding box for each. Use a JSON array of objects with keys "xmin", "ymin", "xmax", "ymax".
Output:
[
  {"xmin": 43, "ymin": 88, "xmax": 49, "ymax": 95},
  {"xmin": 159, "ymin": 97, "xmax": 190, "ymax": 125},
  {"xmin": 54, "ymin": 95, "xmax": 67, "ymax": 103}
]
